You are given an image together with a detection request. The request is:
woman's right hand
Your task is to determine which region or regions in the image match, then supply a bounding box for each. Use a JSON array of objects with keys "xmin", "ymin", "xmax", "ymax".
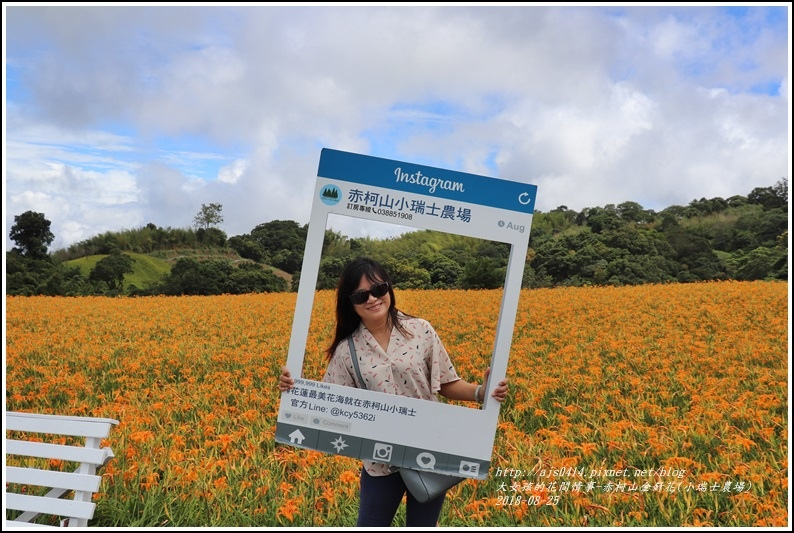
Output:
[{"xmin": 278, "ymin": 366, "xmax": 295, "ymax": 392}]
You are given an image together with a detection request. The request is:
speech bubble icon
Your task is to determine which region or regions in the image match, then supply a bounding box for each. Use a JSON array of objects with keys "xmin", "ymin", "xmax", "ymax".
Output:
[{"xmin": 416, "ymin": 452, "xmax": 437, "ymax": 469}]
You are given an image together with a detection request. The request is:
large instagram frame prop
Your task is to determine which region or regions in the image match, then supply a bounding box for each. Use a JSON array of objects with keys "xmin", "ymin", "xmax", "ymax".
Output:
[{"xmin": 276, "ymin": 148, "xmax": 537, "ymax": 479}]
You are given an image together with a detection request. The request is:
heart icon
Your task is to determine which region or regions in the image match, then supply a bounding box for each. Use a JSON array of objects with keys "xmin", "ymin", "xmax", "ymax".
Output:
[{"xmin": 416, "ymin": 452, "xmax": 436, "ymax": 469}]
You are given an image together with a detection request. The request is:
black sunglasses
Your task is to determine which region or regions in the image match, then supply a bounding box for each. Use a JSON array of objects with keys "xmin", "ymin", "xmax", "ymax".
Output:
[{"xmin": 349, "ymin": 281, "xmax": 390, "ymax": 305}]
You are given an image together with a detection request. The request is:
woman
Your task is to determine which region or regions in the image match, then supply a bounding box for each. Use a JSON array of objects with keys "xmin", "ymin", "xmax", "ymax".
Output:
[{"xmin": 279, "ymin": 256, "xmax": 509, "ymax": 527}]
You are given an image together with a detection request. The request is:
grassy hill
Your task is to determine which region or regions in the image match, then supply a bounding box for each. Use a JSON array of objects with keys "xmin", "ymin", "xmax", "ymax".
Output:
[
  {"xmin": 147, "ymin": 247, "xmax": 244, "ymax": 264},
  {"xmin": 65, "ymin": 252, "xmax": 172, "ymax": 289},
  {"xmin": 65, "ymin": 249, "xmax": 293, "ymax": 289}
]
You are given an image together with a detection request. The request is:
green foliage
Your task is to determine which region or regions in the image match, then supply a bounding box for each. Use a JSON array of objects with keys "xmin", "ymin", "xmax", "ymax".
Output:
[
  {"xmin": 461, "ymin": 257, "xmax": 506, "ymax": 289},
  {"xmin": 585, "ymin": 205, "xmax": 623, "ymax": 233},
  {"xmin": 193, "ymin": 203, "xmax": 224, "ymax": 230},
  {"xmin": 66, "ymin": 253, "xmax": 171, "ymax": 290},
  {"xmin": 10, "ymin": 211, "xmax": 55, "ymax": 259},
  {"xmin": 161, "ymin": 258, "xmax": 233, "ymax": 295},
  {"xmin": 748, "ymin": 180, "xmax": 788, "ymax": 209},
  {"xmin": 89, "ymin": 251, "xmax": 135, "ymax": 291},
  {"xmin": 125, "ymin": 254, "xmax": 173, "ymax": 287},
  {"xmin": 6, "ymin": 178, "xmax": 789, "ymax": 296},
  {"xmin": 6, "ymin": 251, "xmax": 91, "ymax": 296},
  {"xmin": 67, "ymin": 254, "xmax": 110, "ymax": 275},
  {"xmin": 195, "ymin": 227, "xmax": 228, "ymax": 247},
  {"xmin": 6, "ymin": 250, "xmax": 54, "ymax": 295},
  {"xmin": 417, "ymin": 252, "xmax": 464, "ymax": 288},
  {"xmin": 317, "ymin": 257, "xmax": 349, "ymax": 290},
  {"xmin": 380, "ymin": 257, "xmax": 432, "ymax": 289},
  {"xmin": 249, "ymin": 220, "xmax": 308, "ymax": 274},
  {"xmin": 52, "ymin": 223, "xmax": 231, "ymax": 262},
  {"xmin": 725, "ymin": 246, "xmax": 788, "ymax": 281},
  {"xmin": 228, "ymin": 235, "xmax": 267, "ymax": 263},
  {"xmin": 226, "ymin": 262, "xmax": 289, "ymax": 294},
  {"xmin": 159, "ymin": 258, "xmax": 287, "ymax": 295}
]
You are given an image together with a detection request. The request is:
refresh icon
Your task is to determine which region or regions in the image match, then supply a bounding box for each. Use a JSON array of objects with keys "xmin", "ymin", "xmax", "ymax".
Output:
[{"xmin": 518, "ymin": 192, "xmax": 532, "ymax": 206}]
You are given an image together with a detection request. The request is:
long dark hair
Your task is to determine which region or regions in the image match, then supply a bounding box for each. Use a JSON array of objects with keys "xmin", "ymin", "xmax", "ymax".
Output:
[{"xmin": 326, "ymin": 257, "xmax": 413, "ymax": 360}]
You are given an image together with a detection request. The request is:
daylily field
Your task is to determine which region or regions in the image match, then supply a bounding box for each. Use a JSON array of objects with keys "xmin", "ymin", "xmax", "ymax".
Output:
[{"xmin": 4, "ymin": 280, "xmax": 789, "ymax": 527}]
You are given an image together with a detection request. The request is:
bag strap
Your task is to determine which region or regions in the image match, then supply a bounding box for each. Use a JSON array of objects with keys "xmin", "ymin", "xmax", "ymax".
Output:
[{"xmin": 347, "ymin": 336, "xmax": 367, "ymax": 390}]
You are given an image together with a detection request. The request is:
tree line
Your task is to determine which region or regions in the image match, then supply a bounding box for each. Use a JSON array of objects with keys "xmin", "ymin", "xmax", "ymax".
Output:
[{"xmin": 5, "ymin": 178, "xmax": 788, "ymax": 296}]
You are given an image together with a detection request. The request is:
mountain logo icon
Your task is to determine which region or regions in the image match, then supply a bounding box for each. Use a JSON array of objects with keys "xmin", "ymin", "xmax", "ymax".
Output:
[{"xmin": 320, "ymin": 184, "xmax": 342, "ymax": 206}]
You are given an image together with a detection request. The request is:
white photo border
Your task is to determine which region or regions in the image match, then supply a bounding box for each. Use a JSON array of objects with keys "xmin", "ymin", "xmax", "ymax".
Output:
[{"xmin": 276, "ymin": 148, "xmax": 537, "ymax": 479}]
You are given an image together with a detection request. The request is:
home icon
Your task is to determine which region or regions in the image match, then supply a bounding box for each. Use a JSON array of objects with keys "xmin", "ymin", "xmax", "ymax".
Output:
[{"xmin": 289, "ymin": 429, "xmax": 306, "ymax": 445}]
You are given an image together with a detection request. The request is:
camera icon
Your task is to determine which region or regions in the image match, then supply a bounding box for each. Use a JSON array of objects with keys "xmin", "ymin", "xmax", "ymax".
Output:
[
  {"xmin": 372, "ymin": 443, "xmax": 393, "ymax": 462},
  {"xmin": 459, "ymin": 461, "xmax": 480, "ymax": 476}
]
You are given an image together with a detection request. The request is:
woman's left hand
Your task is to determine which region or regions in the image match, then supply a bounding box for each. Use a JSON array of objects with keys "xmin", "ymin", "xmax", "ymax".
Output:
[{"xmin": 483, "ymin": 367, "xmax": 509, "ymax": 402}]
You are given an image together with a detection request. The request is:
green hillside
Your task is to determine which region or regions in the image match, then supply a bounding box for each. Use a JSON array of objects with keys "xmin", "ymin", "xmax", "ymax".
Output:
[
  {"xmin": 9, "ymin": 178, "xmax": 787, "ymax": 296},
  {"xmin": 65, "ymin": 252, "xmax": 171, "ymax": 289},
  {"xmin": 65, "ymin": 250, "xmax": 294, "ymax": 291}
]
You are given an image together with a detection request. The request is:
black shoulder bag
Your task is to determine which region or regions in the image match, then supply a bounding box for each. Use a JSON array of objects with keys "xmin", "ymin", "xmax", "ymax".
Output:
[{"xmin": 346, "ymin": 336, "xmax": 465, "ymax": 503}]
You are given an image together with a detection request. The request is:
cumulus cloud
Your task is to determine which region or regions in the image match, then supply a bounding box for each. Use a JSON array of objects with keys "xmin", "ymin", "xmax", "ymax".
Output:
[{"xmin": 3, "ymin": 4, "xmax": 789, "ymax": 250}]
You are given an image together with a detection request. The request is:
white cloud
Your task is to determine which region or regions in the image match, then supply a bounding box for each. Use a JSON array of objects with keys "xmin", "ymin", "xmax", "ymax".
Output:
[
  {"xmin": 3, "ymin": 4, "xmax": 789, "ymax": 252},
  {"xmin": 217, "ymin": 159, "xmax": 247, "ymax": 184}
]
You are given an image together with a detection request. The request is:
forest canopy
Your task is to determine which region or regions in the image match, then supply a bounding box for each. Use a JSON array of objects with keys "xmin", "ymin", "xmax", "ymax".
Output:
[{"xmin": 5, "ymin": 179, "xmax": 788, "ymax": 296}]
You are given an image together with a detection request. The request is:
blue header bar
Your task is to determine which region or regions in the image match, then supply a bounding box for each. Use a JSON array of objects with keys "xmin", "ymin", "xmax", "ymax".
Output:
[{"xmin": 317, "ymin": 148, "xmax": 537, "ymax": 215}]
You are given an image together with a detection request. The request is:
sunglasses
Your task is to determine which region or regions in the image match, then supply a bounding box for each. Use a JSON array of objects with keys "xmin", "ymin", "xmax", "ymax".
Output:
[{"xmin": 349, "ymin": 281, "xmax": 390, "ymax": 305}]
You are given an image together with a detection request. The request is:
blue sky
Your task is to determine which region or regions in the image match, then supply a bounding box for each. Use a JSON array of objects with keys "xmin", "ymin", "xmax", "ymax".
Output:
[{"xmin": 3, "ymin": 3, "xmax": 790, "ymax": 251}]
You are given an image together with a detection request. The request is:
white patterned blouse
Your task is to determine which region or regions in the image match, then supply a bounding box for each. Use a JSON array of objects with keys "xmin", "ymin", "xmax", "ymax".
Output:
[{"xmin": 322, "ymin": 314, "xmax": 460, "ymax": 476}]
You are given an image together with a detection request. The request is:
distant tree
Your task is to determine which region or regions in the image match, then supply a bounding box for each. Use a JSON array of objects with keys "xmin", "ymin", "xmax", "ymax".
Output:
[
  {"xmin": 10, "ymin": 211, "xmax": 54, "ymax": 260},
  {"xmin": 195, "ymin": 227, "xmax": 228, "ymax": 246},
  {"xmin": 323, "ymin": 229, "xmax": 349, "ymax": 256},
  {"xmin": 664, "ymin": 224, "xmax": 724, "ymax": 281},
  {"xmin": 616, "ymin": 201, "xmax": 650, "ymax": 223},
  {"xmin": 349, "ymin": 238, "xmax": 366, "ymax": 253},
  {"xmin": 772, "ymin": 177, "xmax": 788, "ymax": 204},
  {"xmin": 271, "ymin": 249, "xmax": 304, "ymax": 274},
  {"xmin": 381, "ymin": 258, "xmax": 431, "ymax": 289},
  {"xmin": 89, "ymin": 250, "xmax": 135, "ymax": 291},
  {"xmin": 440, "ymin": 243, "xmax": 475, "ymax": 267},
  {"xmin": 725, "ymin": 247, "xmax": 778, "ymax": 281},
  {"xmin": 476, "ymin": 240, "xmax": 511, "ymax": 264},
  {"xmin": 585, "ymin": 206, "xmax": 622, "ymax": 233},
  {"xmin": 5, "ymin": 250, "xmax": 56, "ymax": 295},
  {"xmin": 162, "ymin": 258, "xmax": 233, "ymax": 295},
  {"xmin": 250, "ymin": 220, "xmax": 308, "ymax": 273},
  {"xmin": 251, "ymin": 220, "xmax": 307, "ymax": 251},
  {"xmin": 748, "ymin": 183, "xmax": 787, "ymax": 210},
  {"xmin": 417, "ymin": 253, "xmax": 464, "ymax": 288},
  {"xmin": 226, "ymin": 262, "xmax": 288, "ymax": 294},
  {"xmin": 548, "ymin": 205, "xmax": 579, "ymax": 226},
  {"xmin": 688, "ymin": 197, "xmax": 729, "ymax": 216},
  {"xmin": 317, "ymin": 256, "xmax": 349, "ymax": 290},
  {"xmin": 193, "ymin": 203, "xmax": 224, "ymax": 230},
  {"xmin": 42, "ymin": 264, "xmax": 88, "ymax": 296},
  {"xmin": 290, "ymin": 270, "xmax": 302, "ymax": 292},
  {"xmin": 659, "ymin": 205, "xmax": 687, "ymax": 221},
  {"xmin": 461, "ymin": 257, "xmax": 505, "ymax": 289},
  {"xmin": 602, "ymin": 226, "xmax": 675, "ymax": 258},
  {"xmin": 228, "ymin": 235, "xmax": 267, "ymax": 262}
]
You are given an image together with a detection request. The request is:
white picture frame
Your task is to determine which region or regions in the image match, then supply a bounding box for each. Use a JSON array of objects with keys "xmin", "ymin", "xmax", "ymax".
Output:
[{"xmin": 276, "ymin": 148, "xmax": 537, "ymax": 479}]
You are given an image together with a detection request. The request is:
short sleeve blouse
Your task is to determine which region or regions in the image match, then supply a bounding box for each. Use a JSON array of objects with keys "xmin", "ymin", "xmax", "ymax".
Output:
[{"xmin": 322, "ymin": 314, "xmax": 460, "ymax": 476}]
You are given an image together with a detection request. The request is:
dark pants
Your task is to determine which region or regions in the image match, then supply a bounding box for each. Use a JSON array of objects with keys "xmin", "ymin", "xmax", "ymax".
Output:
[{"xmin": 357, "ymin": 468, "xmax": 447, "ymax": 527}]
